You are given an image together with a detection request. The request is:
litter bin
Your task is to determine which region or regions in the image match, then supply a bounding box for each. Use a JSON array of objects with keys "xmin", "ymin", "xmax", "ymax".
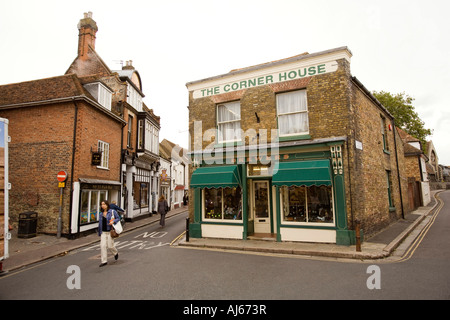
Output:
[{"xmin": 18, "ymin": 212, "xmax": 38, "ymax": 238}]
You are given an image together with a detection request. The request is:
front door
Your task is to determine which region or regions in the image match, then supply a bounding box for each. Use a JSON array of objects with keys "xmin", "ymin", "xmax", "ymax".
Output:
[{"xmin": 253, "ymin": 180, "xmax": 271, "ymax": 233}]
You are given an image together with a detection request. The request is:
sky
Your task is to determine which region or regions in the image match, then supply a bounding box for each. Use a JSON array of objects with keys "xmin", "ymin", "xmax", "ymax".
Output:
[{"xmin": 1, "ymin": 0, "xmax": 449, "ymax": 164}]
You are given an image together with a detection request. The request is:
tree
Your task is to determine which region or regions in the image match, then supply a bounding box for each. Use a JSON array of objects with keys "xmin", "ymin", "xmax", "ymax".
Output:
[{"xmin": 372, "ymin": 91, "xmax": 432, "ymax": 150}]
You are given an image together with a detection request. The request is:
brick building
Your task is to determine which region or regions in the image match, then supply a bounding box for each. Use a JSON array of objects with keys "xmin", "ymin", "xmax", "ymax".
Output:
[
  {"xmin": 66, "ymin": 12, "xmax": 161, "ymax": 221},
  {"xmin": 0, "ymin": 12, "xmax": 160, "ymax": 236},
  {"xmin": 186, "ymin": 47, "xmax": 409, "ymax": 245},
  {"xmin": 397, "ymin": 127, "xmax": 430, "ymax": 209}
]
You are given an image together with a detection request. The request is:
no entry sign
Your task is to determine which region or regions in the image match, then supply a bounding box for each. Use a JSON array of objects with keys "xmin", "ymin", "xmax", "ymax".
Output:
[{"xmin": 57, "ymin": 171, "xmax": 68, "ymax": 182}]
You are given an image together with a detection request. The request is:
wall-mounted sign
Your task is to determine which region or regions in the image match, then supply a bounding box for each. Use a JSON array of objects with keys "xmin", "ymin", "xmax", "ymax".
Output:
[
  {"xmin": 192, "ymin": 61, "xmax": 338, "ymax": 99},
  {"xmin": 91, "ymin": 152, "xmax": 102, "ymax": 166}
]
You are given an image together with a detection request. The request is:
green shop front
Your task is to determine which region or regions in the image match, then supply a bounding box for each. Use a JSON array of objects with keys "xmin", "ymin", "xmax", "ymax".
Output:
[{"xmin": 189, "ymin": 139, "xmax": 354, "ymax": 245}]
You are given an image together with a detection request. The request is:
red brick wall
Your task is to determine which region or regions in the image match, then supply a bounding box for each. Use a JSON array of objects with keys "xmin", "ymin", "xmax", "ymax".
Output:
[{"xmin": 0, "ymin": 99, "xmax": 122, "ymax": 234}]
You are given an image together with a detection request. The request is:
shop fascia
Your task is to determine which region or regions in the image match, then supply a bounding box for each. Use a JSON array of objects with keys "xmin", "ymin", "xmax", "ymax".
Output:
[{"xmin": 192, "ymin": 61, "xmax": 337, "ymax": 99}]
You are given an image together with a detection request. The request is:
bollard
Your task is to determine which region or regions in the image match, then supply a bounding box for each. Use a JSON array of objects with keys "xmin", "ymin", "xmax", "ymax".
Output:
[
  {"xmin": 186, "ymin": 217, "xmax": 190, "ymax": 242},
  {"xmin": 355, "ymin": 219, "xmax": 361, "ymax": 252}
]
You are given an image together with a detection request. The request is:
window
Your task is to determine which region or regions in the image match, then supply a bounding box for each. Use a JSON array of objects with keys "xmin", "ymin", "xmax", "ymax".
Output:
[
  {"xmin": 217, "ymin": 101, "xmax": 241, "ymax": 143},
  {"xmin": 138, "ymin": 119, "xmax": 144, "ymax": 150},
  {"xmin": 381, "ymin": 116, "xmax": 388, "ymax": 152},
  {"xmin": 84, "ymin": 82, "xmax": 112, "ymax": 111},
  {"xmin": 203, "ymin": 187, "xmax": 242, "ymax": 221},
  {"xmin": 127, "ymin": 115, "xmax": 133, "ymax": 148},
  {"xmin": 137, "ymin": 118, "xmax": 160, "ymax": 154},
  {"xmin": 280, "ymin": 185, "xmax": 334, "ymax": 224},
  {"xmin": 127, "ymin": 85, "xmax": 143, "ymax": 111},
  {"xmin": 80, "ymin": 190, "xmax": 108, "ymax": 224},
  {"xmin": 133, "ymin": 168, "xmax": 150, "ymax": 209},
  {"xmin": 97, "ymin": 140, "xmax": 109, "ymax": 169},
  {"xmin": 276, "ymin": 90, "xmax": 309, "ymax": 136},
  {"xmin": 386, "ymin": 171, "xmax": 394, "ymax": 208}
]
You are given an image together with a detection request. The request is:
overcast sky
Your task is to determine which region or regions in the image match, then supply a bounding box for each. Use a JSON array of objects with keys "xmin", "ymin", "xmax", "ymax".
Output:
[{"xmin": 1, "ymin": 0, "xmax": 449, "ymax": 164}]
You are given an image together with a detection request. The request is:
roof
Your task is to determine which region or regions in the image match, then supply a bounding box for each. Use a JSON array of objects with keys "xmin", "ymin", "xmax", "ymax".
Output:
[
  {"xmin": 0, "ymin": 74, "xmax": 87, "ymax": 106},
  {"xmin": 65, "ymin": 44, "xmax": 112, "ymax": 78},
  {"xmin": 160, "ymin": 139, "xmax": 189, "ymax": 163},
  {"xmin": 397, "ymin": 127, "xmax": 420, "ymax": 143},
  {"xmin": 0, "ymin": 73, "xmax": 125, "ymax": 124}
]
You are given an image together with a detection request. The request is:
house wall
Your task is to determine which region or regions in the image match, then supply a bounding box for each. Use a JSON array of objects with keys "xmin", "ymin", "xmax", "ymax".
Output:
[{"xmin": 0, "ymin": 100, "xmax": 122, "ymax": 234}]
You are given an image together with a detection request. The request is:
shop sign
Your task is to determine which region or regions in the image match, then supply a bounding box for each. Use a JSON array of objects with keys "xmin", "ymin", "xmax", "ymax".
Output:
[
  {"xmin": 193, "ymin": 61, "xmax": 338, "ymax": 99},
  {"xmin": 91, "ymin": 151, "xmax": 102, "ymax": 166}
]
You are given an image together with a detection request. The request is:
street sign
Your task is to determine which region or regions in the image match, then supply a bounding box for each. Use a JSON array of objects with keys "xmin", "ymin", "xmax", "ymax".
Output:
[{"xmin": 57, "ymin": 171, "xmax": 67, "ymax": 182}]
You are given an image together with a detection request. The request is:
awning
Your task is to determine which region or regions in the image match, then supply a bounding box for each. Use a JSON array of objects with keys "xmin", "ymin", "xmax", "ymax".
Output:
[
  {"xmin": 190, "ymin": 165, "xmax": 242, "ymax": 189},
  {"xmin": 272, "ymin": 160, "xmax": 332, "ymax": 187}
]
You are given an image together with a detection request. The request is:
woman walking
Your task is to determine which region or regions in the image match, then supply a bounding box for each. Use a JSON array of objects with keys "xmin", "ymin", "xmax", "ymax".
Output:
[
  {"xmin": 98, "ymin": 200, "xmax": 119, "ymax": 267},
  {"xmin": 158, "ymin": 195, "xmax": 168, "ymax": 228}
]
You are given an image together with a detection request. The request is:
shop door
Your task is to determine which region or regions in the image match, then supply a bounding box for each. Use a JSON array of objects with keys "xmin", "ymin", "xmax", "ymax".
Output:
[{"xmin": 253, "ymin": 181, "xmax": 271, "ymax": 233}]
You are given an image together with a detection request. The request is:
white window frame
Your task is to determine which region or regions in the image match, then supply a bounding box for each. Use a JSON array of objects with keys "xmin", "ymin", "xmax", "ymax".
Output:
[
  {"xmin": 127, "ymin": 85, "xmax": 143, "ymax": 112},
  {"xmin": 80, "ymin": 189, "xmax": 108, "ymax": 225},
  {"xmin": 127, "ymin": 115, "xmax": 133, "ymax": 148},
  {"xmin": 97, "ymin": 140, "xmax": 110, "ymax": 169},
  {"xmin": 276, "ymin": 90, "xmax": 309, "ymax": 137},
  {"xmin": 84, "ymin": 82, "xmax": 112, "ymax": 111},
  {"xmin": 217, "ymin": 101, "xmax": 241, "ymax": 144}
]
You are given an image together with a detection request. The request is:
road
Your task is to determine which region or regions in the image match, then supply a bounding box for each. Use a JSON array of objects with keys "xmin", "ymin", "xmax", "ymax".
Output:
[{"xmin": 0, "ymin": 191, "xmax": 449, "ymax": 303}]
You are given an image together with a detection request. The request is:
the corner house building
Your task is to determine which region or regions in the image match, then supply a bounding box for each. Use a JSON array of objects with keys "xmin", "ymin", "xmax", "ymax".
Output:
[{"xmin": 186, "ymin": 47, "xmax": 408, "ymax": 245}]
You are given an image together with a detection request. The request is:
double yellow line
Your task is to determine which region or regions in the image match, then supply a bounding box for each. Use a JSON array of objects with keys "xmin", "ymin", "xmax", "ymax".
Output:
[
  {"xmin": 396, "ymin": 193, "xmax": 444, "ymax": 263},
  {"xmin": 170, "ymin": 231, "xmax": 186, "ymax": 246}
]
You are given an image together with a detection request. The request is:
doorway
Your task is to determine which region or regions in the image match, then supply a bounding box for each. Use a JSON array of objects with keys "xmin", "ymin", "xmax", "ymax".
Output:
[{"xmin": 252, "ymin": 180, "xmax": 271, "ymax": 234}]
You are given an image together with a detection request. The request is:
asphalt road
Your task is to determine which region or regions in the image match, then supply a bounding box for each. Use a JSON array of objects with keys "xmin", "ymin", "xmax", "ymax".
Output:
[{"xmin": 1, "ymin": 191, "xmax": 449, "ymax": 302}]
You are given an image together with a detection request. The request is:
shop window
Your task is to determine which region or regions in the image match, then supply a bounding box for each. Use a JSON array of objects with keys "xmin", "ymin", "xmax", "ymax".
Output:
[
  {"xmin": 276, "ymin": 90, "xmax": 309, "ymax": 136},
  {"xmin": 203, "ymin": 187, "xmax": 242, "ymax": 221},
  {"xmin": 280, "ymin": 185, "xmax": 333, "ymax": 224},
  {"xmin": 217, "ymin": 101, "xmax": 241, "ymax": 143},
  {"xmin": 133, "ymin": 182, "xmax": 149, "ymax": 209},
  {"xmin": 80, "ymin": 190, "xmax": 108, "ymax": 224}
]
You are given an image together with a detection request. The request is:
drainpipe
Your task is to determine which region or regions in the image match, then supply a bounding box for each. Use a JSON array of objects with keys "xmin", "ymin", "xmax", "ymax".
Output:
[
  {"xmin": 392, "ymin": 121, "xmax": 405, "ymax": 219},
  {"xmin": 69, "ymin": 98, "xmax": 79, "ymax": 236}
]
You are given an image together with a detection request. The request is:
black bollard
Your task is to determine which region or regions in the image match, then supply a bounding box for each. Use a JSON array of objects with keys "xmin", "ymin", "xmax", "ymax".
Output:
[{"xmin": 186, "ymin": 217, "xmax": 190, "ymax": 242}]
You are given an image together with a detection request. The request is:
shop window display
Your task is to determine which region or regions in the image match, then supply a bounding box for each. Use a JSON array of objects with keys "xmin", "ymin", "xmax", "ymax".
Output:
[
  {"xmin": 281, "ymin": 185, "xmax": 333, "ymax": 224},
  {"xmin": 204, "ymin": 187, "xmax": 242, "ymax": 221},
  {"xmin": 80, "ymin": 190, "xmax": 108, "ymax": 224}
]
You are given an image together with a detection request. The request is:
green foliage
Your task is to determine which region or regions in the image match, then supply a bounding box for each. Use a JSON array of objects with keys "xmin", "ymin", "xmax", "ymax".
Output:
[{"xmin": 372, "ymin": 91, "xmax": 432, "ymax": 150}]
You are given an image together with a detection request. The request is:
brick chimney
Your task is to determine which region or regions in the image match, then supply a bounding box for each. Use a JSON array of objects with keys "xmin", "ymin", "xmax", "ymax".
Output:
[{"xmin": 77, "ymin": 12, "xmax": 98, "ymax": 59}]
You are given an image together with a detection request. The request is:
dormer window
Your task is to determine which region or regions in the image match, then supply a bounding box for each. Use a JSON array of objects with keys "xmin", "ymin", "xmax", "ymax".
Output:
[
  {"xmin": 127, "ymin": 84, "xmax": 143, "ymax": 112},
  {"xmin": 84, "ymin": 82, "xmax": 112, "ymax": 111}
]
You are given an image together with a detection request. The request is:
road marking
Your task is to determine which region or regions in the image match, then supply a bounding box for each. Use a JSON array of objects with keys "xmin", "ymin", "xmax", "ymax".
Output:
[{"xmin": 395, "ymin": 193, "xmax": 445, "ymax": 263}]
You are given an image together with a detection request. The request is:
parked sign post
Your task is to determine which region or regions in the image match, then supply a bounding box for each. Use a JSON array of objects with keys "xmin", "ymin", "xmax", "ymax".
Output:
[{"xmin": 57, "ymin": 171, "xmax": 67, "ymax": 238}]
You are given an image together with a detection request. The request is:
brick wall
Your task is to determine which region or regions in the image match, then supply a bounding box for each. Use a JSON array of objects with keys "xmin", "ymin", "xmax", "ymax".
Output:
[
  {"xmin": 350, "ymin": 81, "xmax": 409, "ymax": 236},
  {"xmin": 188, "ymin": 56, "xmax": 409, "ymax": 239},
  {"xmin": 0, "ymin": 99, "xmax": 122, "ymax": 234}
]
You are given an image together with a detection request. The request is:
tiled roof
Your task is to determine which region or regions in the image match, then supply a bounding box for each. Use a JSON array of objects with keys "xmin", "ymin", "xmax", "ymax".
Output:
[{"xmin": 0, "ymin": 74, "xmax": 87, "ymax": 106}]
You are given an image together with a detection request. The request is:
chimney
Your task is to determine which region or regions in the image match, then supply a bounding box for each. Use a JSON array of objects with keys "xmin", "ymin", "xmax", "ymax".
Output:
[
  {"xmin": 122, "ymin": 60, "xmax": 135, "ymax": 70},
  {"xmin": 77, "ymin": 12, "xmax": 98, "ymax": 59}
]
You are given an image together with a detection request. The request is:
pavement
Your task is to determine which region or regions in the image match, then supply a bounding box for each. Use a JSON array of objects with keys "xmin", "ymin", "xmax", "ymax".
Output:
[{"xmin": 0, "ymin": 190, "xmax": 445, "ymax": 273}]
